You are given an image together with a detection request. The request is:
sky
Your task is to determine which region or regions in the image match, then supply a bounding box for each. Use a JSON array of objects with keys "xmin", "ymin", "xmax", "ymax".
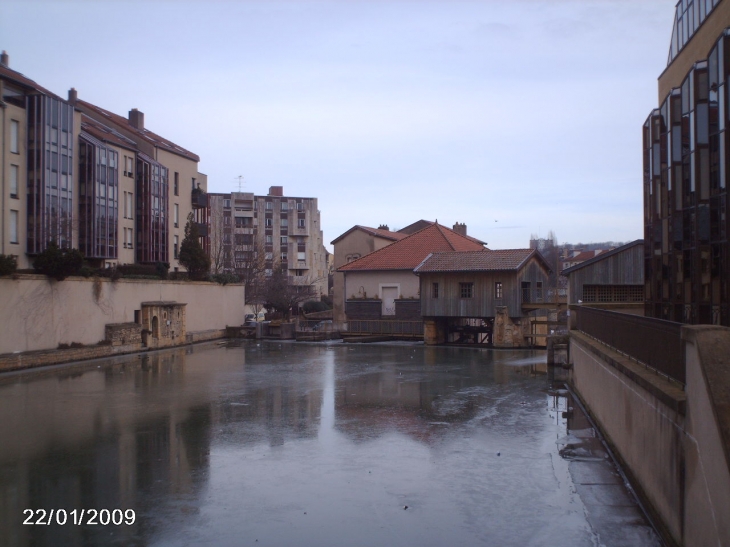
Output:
[{"xmin": 1, "ymin": 0, "xmax": 677, "ymax": 251}]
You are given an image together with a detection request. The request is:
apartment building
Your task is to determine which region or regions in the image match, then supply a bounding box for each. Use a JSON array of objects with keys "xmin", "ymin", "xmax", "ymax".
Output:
[
  {"xmin": 642, "ymin": 0, "xmax": 730, "ymax": 325},
  {"xmin": 208, "ymin": 186, "xmax": 328, "ymax": 300},
  {"xmin": 0, "ymin": 52, "xmax": 206, "ymax": 271}
]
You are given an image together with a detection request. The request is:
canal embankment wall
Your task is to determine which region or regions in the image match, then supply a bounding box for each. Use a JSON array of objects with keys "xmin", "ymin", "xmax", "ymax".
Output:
[
  {"xmin": 570, "ymin": 326, "xmax": 730, "ymax": 547},
  {"xmin": 0, "ymin": 274, "xmax": 244, "ymax": 358}
]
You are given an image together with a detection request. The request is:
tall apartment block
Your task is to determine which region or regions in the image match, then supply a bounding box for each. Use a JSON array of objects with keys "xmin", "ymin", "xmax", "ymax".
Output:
[
  {"xmin": 208, "ymin": 186, "xmax": 328, "ymax": 300},
  {"xmin": 643, "ymin": 0, "xmax": 730, "ymax": 326},
  {"xmin": 1, "ymin": 52, "xmax": 207, "ymax": 271}
]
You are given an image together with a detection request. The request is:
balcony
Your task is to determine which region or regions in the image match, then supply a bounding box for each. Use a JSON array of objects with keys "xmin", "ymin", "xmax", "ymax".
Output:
[
  {"xmin": 191, "ymin": 189, "xmax": 208, "ymax": 208},
  {"xmin": 195, "ymin": 222, "xmax": 208, "ymax": 237}
]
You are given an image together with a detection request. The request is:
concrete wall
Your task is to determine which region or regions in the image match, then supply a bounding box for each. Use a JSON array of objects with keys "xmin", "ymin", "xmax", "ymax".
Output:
[
  {"xmin": 681, "ymin": 326, "xmax": 730, "ymax": 546},
  {"xmin": 0, "ymin": 274, "xmax": 245, "ymax": 353},
  {"xmin": 570, "ymin": 326, "xmax": 730, "ymax": 546}
]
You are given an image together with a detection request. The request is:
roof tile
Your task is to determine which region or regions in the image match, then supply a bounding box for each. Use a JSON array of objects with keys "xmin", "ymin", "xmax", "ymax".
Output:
[{"xmin": 338, "ymin": 223, "xmax": 485, "ymax": 271}]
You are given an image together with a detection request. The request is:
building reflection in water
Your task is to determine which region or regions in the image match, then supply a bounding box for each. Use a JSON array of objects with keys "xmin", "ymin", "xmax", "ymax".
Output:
[
  {"xmin": 0, "ymin": 343, "xmax": 329, "ymax": 547},
  {"xmin": 0, "ymin": 342, "xmax": 561, "ymax": 547}
]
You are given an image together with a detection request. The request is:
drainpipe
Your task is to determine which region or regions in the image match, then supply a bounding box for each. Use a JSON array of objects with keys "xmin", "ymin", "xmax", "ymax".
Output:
[{"xmin": 1, "ymin": 93, "xmax": 6, "ymax": 255}]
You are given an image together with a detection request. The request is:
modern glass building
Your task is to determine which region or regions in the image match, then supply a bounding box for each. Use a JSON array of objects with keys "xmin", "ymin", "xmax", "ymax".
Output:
[{"xmin": 643, "ymin": 0, "xmax": 730, "ymax": 325}]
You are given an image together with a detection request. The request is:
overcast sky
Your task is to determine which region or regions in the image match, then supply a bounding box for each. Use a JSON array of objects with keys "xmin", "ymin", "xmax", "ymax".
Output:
[{"xmin": 2, "ymin": 0, "xmax": 676, "ymax": 250}]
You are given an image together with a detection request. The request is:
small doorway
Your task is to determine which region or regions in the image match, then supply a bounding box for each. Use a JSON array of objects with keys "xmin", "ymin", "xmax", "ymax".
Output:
[{"xmin": 382, "ymin": 286, "xmax": 398, "ymax": 316}]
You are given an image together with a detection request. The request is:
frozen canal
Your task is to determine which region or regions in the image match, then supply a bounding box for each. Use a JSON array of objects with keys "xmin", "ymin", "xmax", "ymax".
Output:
[{"xmin": 0, "ymin": 341, "xmax": 660, "ymax": 547}]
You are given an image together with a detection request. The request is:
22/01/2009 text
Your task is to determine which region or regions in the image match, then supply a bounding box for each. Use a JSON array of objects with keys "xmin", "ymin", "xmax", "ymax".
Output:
[{"xmin": 23, "ymin": 509, "xmax": 136, "ymax": 526}]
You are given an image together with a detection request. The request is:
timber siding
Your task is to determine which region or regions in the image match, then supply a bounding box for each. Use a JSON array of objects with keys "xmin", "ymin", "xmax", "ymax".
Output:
[
  {"xmin": 564, "ymin": 241, "xmax": 644, "ymax": 305},
  {"xmin": 420, "ymin": 257, "xmax": 548, "ymax": 318}
]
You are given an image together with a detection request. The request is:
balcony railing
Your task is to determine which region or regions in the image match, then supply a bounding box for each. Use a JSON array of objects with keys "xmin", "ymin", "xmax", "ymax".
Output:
[
  {"xmin": 195, "ymin": 222, "xmax": 208, "ymax": 237},
  {"xmin": 573, "ymin": 306, "xmax": 685, "ymax": 384},
  {"xmin": 191, "ymin": 190, "xmax": 208, "ymax": 208}
]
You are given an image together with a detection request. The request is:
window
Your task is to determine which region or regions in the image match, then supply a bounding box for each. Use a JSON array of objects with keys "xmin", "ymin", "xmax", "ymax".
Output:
[
  {"xmin": 265, "ymin": 218, "xmax": 273, "ymax": 227},
  {"xmin": 460, "ymin": 282, "xmax": 473, "ymax": 298},
  {"xmin": 265, "ymin": 252, "xmax": 273, "ymax": 260},
  {"xmin": 298, "ymin": 251, "xmax": 306, "ymax": 261},
  {"xmin": 495, "ymin": 281, "xmax": 503, "ymax": 299},
  {"xmin": 281, "ymin": 202, "xmax": 288, "ymax": 211},
  {"xmin": 266, "ymin": 201, "xmax": 273, "ymax": 210},
  {"xmin": 174, "ymin": 203, "xmax": 179, "ymax": 227},
  {"xmin": 298, "ymin": 218, "xmax": 306, "ymax": 228},
  {"xmin": 224, "ymin": 199, "xmax": 231, "ymax": 208},
  {"xmin": 174, "ymin": 235, "xmax": 179, "ymax": 258},
  {"xmin": 174, "ymin": 172, "xmax": 179, "ymax": 196},
  {"xmin": 536, "ymin": 281, "xmax": 543, "ymax": 301},
  {"xmin": 125, "ymin": 156, "xmax": 134, "ymax": 177},
  {"xmin": 9, "ymin": 210, "xmax": 18, "ymax": 243},
  {"xmin": 10, "ymin": 165, "xmax": 18, "ymax": 197},
  {"xmin": 124, "ymin": 192, "xmax": 134, "ymax": 219},
  {"xmin": 432, "ymin": 283, "xmax": 439, "ymax": 298},
  {"xmin": 10, "ymin": 120, "xmax": 19, "ymax": 153},
  {"xmin": 266, "ymin": 235, "xmax": 273, "ymax": 244},
  {"xmin": 281, "ymin": 252, "xmax": 288, "ymax": 261},
  {"xmin": 296, "ymin": 202, "xmax": 303, "ymax": 210},
  {"xmin": 281, "ymin": 218, "xmax": 288, "ymax": 227},
  {"xmin": 265, "ymin": 269, "xmax": 273, "ymax": 277},
  {"xmin": 124, "ymin": 227, "xmax": 134, "ymax": 249},
  {"xmin": 280, "ymin": 236, "xmax": 288, "ymax": 245}
]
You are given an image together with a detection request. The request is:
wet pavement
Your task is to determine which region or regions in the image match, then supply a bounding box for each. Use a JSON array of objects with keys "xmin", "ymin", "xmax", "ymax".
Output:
[{"xmin": 0, "ymin": 341, "xmax": 661, "ymax": 547}]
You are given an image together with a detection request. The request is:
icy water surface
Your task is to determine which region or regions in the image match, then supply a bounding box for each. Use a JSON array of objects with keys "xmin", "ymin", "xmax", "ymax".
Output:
[{"xmin": 0, "ymin": 342, "xmax": 659, "ymax": 547}]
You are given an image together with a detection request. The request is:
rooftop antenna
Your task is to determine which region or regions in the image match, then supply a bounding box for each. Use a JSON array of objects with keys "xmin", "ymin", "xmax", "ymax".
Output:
[{"xmin": 233, "ymin": 175, "xmax": 245, "ymax": 192}]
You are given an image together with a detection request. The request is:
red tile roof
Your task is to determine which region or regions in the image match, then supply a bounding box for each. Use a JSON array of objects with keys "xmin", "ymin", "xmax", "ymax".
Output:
[
  {"xmin": 338, "ymin": 223, "xmax": 486, "ymax": 272},
  {"xmin": 76, "ymin": 99, "xmax": 200, "ymax": 162},
  {"xmin": 80, "ymin": 115, "xmax": 137, "ymax": 151},
  {"xmin": 330, "ymin": 225, "xmax": 408, "ymax": 245},
  {"xmin": 0, "ymin": 64, "xmax": 63, "ymax": 100},
  {"xmin": 414, "ymin": 249, "xmax": 547, "ymax": 273}
]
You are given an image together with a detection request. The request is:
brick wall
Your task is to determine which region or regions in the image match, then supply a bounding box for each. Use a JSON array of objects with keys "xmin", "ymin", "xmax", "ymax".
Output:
[
  {"xmin": 345, "ymin": 300, "xmax": 381, "ymax": 319},
  {"xmin": 395, "ymin": 299, "xmax": 421, "ymax": 320}
]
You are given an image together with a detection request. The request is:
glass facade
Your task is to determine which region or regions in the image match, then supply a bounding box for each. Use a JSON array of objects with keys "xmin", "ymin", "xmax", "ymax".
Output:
[
  {"xmin": 136, "ymin": 153, "xmax": 169, "ymax": 263},
  {"xmin": 667, "ymin": 0, "xmax": 723, "ymax": 65},
  {"xmin": 26, "ymin": 95, "xmax": 75, "ymax": 253},
  {"xmin": 78, "ymin": 133, "xmax": 119, "ymax": 259},
  {"xmin": 644, "ymin": 30, "xmax": 729, "ymax": 325}
]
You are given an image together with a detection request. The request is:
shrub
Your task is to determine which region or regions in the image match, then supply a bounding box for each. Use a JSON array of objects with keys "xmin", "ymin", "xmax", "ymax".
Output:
[
  {"xmin": 303, "ymin": 300, "xmax": 330, "ymax": 314},
  {"xmin": 33, "ymin": 242, "xmax": 84, "ymax": 281},
  {"xmin": 212, "ymin": 272, "xmax": 240, "ymax": 285},
  {"xmin": 155, "ymin": 261, "xmax": 170, "ymax": 280},
  {"xmin": 0, "ymin": 254, "xmax": 18, "ymax": 276}
]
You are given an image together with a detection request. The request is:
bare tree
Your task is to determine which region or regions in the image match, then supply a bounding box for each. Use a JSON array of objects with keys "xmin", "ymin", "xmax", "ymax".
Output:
[
  {"xmin": 263, "ymin": 261, "xmax": 322, "ymax": 320},
  {"xmin": 208, "ymin": 204, "xmax": 230, "ymax": 274}
]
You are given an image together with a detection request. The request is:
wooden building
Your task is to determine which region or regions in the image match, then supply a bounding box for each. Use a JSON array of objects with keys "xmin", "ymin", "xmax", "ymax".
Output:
[
  {"xmin": 415, "ymin": 249, "xmax": 552, "ymax": 347},
  {"xmin": 562, "ymin": 240, "xmax": 644, "ymax": 315}
]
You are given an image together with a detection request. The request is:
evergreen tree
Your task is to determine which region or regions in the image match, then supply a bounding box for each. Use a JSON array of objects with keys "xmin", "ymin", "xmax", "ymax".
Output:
[{"xmin": 179, "ymin": 213, "xmax": 211, "ymax": 280}]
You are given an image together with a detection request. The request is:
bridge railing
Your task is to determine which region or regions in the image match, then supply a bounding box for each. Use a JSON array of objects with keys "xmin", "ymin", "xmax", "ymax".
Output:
[
  {"xmin": 347, "ymin": 320, "xmax": 423, "ymax": 336},
  {"xmin": 573, "ymin": 306, "xmax": 685, "ymax": 385}
]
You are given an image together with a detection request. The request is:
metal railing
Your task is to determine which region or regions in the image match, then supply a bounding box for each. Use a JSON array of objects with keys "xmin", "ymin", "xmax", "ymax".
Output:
[
  {"xmin": 347, "ymin": 320, "xmax": 423, "ymax": 336},
  {"xmin": 574, "ymin": 306, "xmax": 685, "ymax": 384}
]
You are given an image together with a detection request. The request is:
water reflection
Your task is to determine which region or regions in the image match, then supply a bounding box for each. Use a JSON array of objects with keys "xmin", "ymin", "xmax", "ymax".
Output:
[{"xmin": 0, "ymin": 342, "xmax": 654, "ymax": 547}]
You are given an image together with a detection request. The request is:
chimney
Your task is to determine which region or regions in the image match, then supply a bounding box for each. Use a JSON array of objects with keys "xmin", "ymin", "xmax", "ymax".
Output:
[
  {"xmin": 268, "ymin": 186, "xmax": 283, "ymax": 196},
  {"xmin": 68, "ymin": 88, "xmax": 77, "ymax": 105},
  {"xmin": 378, "ymin": 224, "xmax": 389, "ymax": 231},
  {"xmin": 453, "ymin": 222, "xmax": 467, "ymax": 236},
  {"xmin": 0, "ymin": 51, "xmax": 8, "ymax": 67},
  {"xmin": 128, "ymin": 108, "xmax": 144, "ymax": 130}
]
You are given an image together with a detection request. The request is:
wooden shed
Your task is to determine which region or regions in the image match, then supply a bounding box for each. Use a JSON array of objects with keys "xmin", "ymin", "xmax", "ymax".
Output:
[
  {"xmin": 415, "ymin": 249, "xmax": 552, "ymax": 347},
  {"xmin": 562, "ymin": 240, "xmax": 644, "ymax": 315}
]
